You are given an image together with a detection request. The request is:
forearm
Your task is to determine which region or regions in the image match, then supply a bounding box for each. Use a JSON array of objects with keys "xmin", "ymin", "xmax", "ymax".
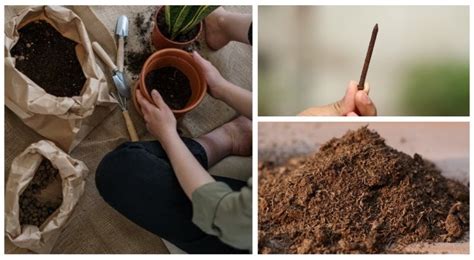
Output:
[
  {"xmin": 161, "ymin": 131, "xmax": 215, "ymax": 199},
  {"xmin": 218, "ymin": 81, "xmax": 252, "ymax": 119}
]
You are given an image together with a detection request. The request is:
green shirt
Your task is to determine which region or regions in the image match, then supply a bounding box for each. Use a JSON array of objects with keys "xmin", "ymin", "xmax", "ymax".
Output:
[{"xmin": 191, "ymin": 177, "xmax": 252, "ymax": 251}]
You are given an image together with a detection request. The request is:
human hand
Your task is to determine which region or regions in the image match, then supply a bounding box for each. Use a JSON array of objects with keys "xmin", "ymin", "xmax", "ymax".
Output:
[
  {"xmin": 136, "ymin": 88, "xmax": 177, "ymax": 140},
  {"xmin": 298, "ymin": 81, "xmax": 377, "ymax": 116},
  {"xmin": 192, "ymin": 51, "xmax": 229, "ymax": 99}
]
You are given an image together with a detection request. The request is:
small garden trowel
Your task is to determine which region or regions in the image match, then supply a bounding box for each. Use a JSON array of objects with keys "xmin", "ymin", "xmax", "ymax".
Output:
[
  {"xmin": 92, "ymin": 41, "xmax": 138, "ymax": 142},
  {"xmin": 92, "ymin": 42, "xmax": 130, "ymax": 98},
  {"xmin": 115, "ymin": 15, "xmax": 128, "ymax": 72}
]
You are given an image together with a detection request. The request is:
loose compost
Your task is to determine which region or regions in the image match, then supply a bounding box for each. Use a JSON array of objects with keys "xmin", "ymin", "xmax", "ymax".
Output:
[{"xmin": 258, "ymin": 127, "xmax": 469, "ymax": 254}]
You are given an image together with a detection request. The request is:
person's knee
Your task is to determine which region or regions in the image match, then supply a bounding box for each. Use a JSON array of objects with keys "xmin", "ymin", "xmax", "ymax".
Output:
[
  {"xmin": 95, "ymin": 151, "xmax": 114, "ymax": 197},
  {"xmin": 95, "ymin": 142, "xmax": 140, "ymax": 200},
  {"xmin": 96, "ymin": 151, "xmax": 119, "ymax": 202}
]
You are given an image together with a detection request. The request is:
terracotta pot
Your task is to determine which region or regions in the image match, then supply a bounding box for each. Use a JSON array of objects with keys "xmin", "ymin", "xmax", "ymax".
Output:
[
  {"xmin": 133, "ymin": 48, "xmax": 207, "ymax": 117},
  {"xmin": 151, "ymin": 6, "xmax": 203, "ymax": 50}
]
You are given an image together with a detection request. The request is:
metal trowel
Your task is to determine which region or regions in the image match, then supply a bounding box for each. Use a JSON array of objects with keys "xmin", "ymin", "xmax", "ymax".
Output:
[
  {"xmin": 115, "ymin": 15, "xmax": 128, "ymax": 72},
  {"xmin": 92, "ymin": 41, "xmax": 138, "ymax": 141},
  {"xmin": 92, "ymin": 42, "xmax": 130, "ymax": 98}
]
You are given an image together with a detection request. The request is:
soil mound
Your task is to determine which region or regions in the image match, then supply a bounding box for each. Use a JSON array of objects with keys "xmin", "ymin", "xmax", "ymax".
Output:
[
  {"xmin": 19, "ymin": 159, "xmax": 63, "ymax": 227},
  {"xmin": 258, "ymin": 126, "xmax": 469, "ymax": 253},
  {"xmin": 145, "ymin": 67, "xmax": 191, "ymax": 110},
  {"xmin": 11, "ymin": 20, "xmax": 86, "ymax": 97}
]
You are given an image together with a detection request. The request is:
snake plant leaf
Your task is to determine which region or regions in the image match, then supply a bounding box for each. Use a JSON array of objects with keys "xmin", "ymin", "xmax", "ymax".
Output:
[
  {"xmin": 164, "ymin": 6, "xmax": 171, "ymax": 30},
  {"xmin": 167, "ymin": 6, "xmax": 192, "ymax": 39},
  {"xmin": 164, "ymin": 5, "xmax": 219, "ymax": 40},
  {"xmin": 180, "ymin": 6, "xmax": 219, "ymax": 35},
  {"xmin": 172, "ymin": 6, "xmax": 200, "ymax": 38}
]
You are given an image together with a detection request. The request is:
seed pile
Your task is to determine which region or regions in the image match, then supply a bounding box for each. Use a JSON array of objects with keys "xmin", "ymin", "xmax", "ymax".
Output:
[
  {"xmin": 19, "ymin": 159, "xmax": 63, "ymax": 227},
  {"xmin": 11, "ymin": 20, "xmax": 86, "ymax": 97},
  {"xmin": 258, "ymin": 127, "xmax": 469, "ymax": 254}
]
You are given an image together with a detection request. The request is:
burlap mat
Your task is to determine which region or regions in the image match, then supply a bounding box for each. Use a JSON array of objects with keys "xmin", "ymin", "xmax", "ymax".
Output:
[{"xmin": 5, "ymin": 5, "xmax": 252, "ymax": 254}]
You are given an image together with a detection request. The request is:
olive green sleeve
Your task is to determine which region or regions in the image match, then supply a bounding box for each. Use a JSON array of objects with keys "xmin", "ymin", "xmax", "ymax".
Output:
[{"xmin": 191, "ymin": 178, "xmax": 252, "ymax": 251}]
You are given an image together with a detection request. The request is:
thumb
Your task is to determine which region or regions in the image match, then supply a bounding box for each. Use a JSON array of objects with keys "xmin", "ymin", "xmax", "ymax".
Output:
[
  {"xmin": 355, "ymin": 91, "xmax": 377, "ymax": 116},
  {"xmin": 192, "ymin": 51, "xmax": 207, "ymax": 67},
  {"xmin": 136, "ymin": 88, "xmax": 153, "ymax": 112},
  {"xmin": 347, "ymin": 112, "xmax": 359, "ymax": 117},
  {"xmin": 332, "ymin": 81, "xmax": 358, "ymax": 115},
  {"xmin": 151, "ymin": 89, "xmax": 167, "ymax": 108}
]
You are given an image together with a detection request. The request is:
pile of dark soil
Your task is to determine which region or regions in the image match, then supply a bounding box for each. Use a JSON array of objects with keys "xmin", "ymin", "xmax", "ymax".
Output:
[
  {"xmin": 11, "ymin": 20, "xmax": 86, "ymax": 97},
  {"xmin": 156, "ymin": 8, "xmax": 200, "ymax": 43},
  {"xmin": 258, "ymin": 127, "xmax": 469, "ymax": 254},
  {"xmin": 145, "ymin": 67, "xmax": 191, "ymax": 110},
  {"xmin": 19, "ymin": 159, "xmax": 63, "ymax": 227},
  {"xmin": 125, "ymin": 12, "xmax": 154, "ymax": 76}
]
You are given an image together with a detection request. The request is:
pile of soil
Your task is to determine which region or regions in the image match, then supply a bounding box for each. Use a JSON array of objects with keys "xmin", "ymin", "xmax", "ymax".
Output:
[
  {"xmin": 11, "ymin": 20, "xmax": 86, "ymax": 97},
  {"xmin": 125, "ymin": 12, "xmax": 154, "ymax": 76},
  {"xmin": 258, "ymin": 127, "xmax": 469, "ymax": 254},
  {"xmin": 156, "ymin": 8, "xmax": 200, "ymax": 43},
  {"xmin": 145, "ymin": 67, "xmax": 191, "ymax": 110},
  {"xmin": 19, "ymin": 159, "xmax": 63, "ymax": 227}
]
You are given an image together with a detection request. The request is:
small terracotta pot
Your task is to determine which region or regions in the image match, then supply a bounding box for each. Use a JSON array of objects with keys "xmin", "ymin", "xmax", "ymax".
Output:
[
  {"xmin": 133, "ymin": 48, "xmax": 207, "ymax": 117},
  {"xmin": 151, "ymin": 6, "xmax": 203, "ymax": 50}
]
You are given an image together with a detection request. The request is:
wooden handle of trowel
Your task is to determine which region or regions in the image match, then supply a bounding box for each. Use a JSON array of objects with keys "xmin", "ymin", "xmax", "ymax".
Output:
[
  {"xmin": 117, "ymin": 37, "xmax": 125, "ymax": 72},
  {"xmin": 122, "ymin": 111, "xmax": 139, "ymax": 142},
  {"xmin": 92, "ymin": 41, "xmax": 118, "ymax": 72}
]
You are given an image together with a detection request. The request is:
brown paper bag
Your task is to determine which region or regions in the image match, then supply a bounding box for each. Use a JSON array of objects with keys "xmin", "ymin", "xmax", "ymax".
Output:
[
  {"xmin": 5, "ymin": 140, "xmax": 89, "ymax": 253},
  {"xmin": 4, "ymin": 5, "xmax": 116, "ymax": 152}
]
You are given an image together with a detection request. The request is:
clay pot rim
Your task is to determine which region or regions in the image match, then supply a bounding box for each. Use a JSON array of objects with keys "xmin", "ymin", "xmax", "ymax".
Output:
[
  {"xmin": 139, "ymin": 48, "xmax": 207, "ymax": 114},
  {"xmin": 154, "ymin": 6, "xmax": 203, "ymax": 47}
]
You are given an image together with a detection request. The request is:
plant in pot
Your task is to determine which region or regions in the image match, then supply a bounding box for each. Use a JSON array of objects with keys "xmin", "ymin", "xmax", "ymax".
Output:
[
  {"xmin": 133, "ymin": 48, "xmax": 207, "ymax": 117},
  {"xmin": 152, "ymin": 5, "xmax": 218, "ymax": 49}
]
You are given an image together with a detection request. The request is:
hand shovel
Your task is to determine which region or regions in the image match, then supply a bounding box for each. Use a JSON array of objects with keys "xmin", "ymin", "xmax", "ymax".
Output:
[
  {"xmin": 115, "ymin": 15, "xmax": 128, "ymax": 72},
  {"xmin": 92, "ymin": 42, "xmax": 130, "ymax": 98},
  {"xmin": 92, "ymin": 41, "xmax": 138, "ymax": 141}
]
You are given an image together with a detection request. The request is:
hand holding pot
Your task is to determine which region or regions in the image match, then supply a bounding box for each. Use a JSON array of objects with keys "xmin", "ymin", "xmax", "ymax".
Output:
[
  {"xmin": 298, "ymin": 81, "xmax": 377, "ymax": 116},
  {"xmin": 192, "ymin": 51, "xmax": 228, "ymax": 99},
  {"xmin": 193, "ymin": 51, "xmax": 252, "ymax": 118},
  {"xmin": 136, "ymin": 88, "xmax": 176, "ymax": 141}
]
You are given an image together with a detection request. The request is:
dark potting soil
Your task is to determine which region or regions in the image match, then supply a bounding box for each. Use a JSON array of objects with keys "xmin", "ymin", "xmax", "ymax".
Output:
[
  {"xmin": 157, "ymin": 9, "xmax": 200, "ymax": 43},
  {"xmin": 145, "ymin": 67, "xmax": 191, "ymax": 110},
  {"xmin": 19, "ymin": 159, "xmax": 63, "ymax": 227},
  {"xmin": 125, "ymin": 12, "xmax": 154, "ymax": 76},
  {"xmin": 258, "ymin": 126, "xmax": 469, "ymax": 254},
  {"xmin": 10, "ymin": 20, "xmax": 86, "ymax": 97}
]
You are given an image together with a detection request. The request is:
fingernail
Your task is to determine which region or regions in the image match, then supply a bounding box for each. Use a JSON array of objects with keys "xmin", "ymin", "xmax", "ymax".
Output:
[
  {"xmin": 361, "ymin": 93, "xmax": 371, "ymax": 105},
  {"xmin": 152, "ymin": 89, "xmax": 159, "ymax": 96}
]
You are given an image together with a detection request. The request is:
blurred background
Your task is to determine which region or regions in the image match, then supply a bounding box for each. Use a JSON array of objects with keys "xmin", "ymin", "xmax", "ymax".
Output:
[{"xmin": 258, "ymin": 6, "xmax": 469, "ymax": 116}]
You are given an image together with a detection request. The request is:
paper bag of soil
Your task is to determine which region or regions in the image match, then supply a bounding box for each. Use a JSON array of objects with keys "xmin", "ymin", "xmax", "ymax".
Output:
[
  {"xmin": 5, "ymin": 140, "xmax": 89, "ymax": 253},
  {"xmin": 4, "ymin": 6, "xmax": 116, "ymax": 152}
]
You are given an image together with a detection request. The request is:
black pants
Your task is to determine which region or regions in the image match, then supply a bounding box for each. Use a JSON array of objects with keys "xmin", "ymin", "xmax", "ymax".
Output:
[{"xmin": 95, "ymin": 139, "xmax": 248, "ymax": 254}]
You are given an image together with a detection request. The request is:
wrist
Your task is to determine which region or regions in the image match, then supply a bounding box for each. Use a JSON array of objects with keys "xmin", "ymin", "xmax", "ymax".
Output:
[
  {"xmin": 215, "ymin": 80, "xmax": 234, "ymax": 101},
  {"xmin": 159, "ymin": 129, "xmax": 180, "ymax": 148}
]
